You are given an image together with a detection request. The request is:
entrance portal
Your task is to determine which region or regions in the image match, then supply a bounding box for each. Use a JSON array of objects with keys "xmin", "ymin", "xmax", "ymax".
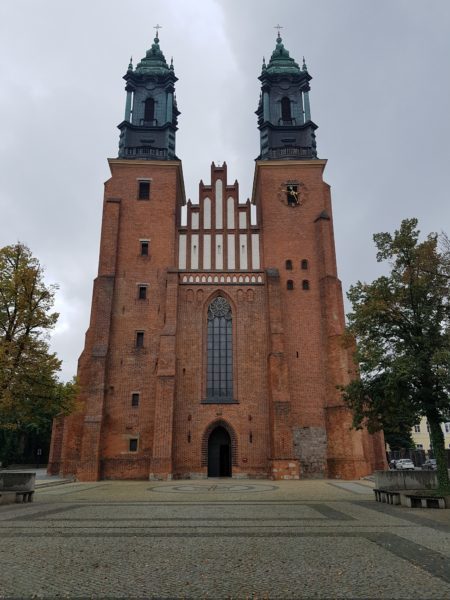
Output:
[{"xmin": 207, "ymin": 426, "xmax": 232, "ymax": 477}]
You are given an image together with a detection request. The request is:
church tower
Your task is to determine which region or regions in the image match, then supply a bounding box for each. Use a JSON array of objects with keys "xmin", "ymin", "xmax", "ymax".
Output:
[
  {"xmin": 118, "ymin": 31, "xmax": 179, "ymax": 160},
  {"xmin": 48, "ymin": 32, "xmax": 386, "ymax": 481},
  {"xmin": 252, "ymin": 32, "xmax": 385, "ymax": 478},
  {"xmin": 256, "ymin": 33, "xmax": 317, "ymax": 160}
]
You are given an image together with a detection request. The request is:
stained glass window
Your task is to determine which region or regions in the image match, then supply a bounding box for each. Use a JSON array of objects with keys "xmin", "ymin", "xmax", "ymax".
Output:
[{"xmin": 206, "ymin": 297, "xmax": 233, "ymax": 402}]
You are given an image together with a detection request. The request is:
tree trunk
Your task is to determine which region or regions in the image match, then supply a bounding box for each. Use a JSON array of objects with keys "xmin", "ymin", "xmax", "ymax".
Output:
[{"xmin": 427, "ymin": 413, "xmax": 450, "ymax": 492}]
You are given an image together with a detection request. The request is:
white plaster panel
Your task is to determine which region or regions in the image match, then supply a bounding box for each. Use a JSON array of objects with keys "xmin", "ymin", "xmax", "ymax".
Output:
[
  {"xmin": 178, "ymin": 234, "xmax": 186, "ymax": 269},
  {"xmin": 215, "ymin": 180, "xmax": 223, "ymax": 229},
  {"xmin": 204, "ymin": 197, "xmax": 211, "ymax": 229},
  {"xmin": 215, "ymin": 234, "xmax": 223, "ymax": 270},
  {"xmin": 191, "ymin": 211, "xmax": 199, "ymax": 230},
  {"xmin": 191, "ymin": 234, "xmax": 199, "ymax": 269},
  {"xmin": 251, "ymin": 233, "xmax": 260, "ymax": 269},
  {"xmin": 239, "ymin": 211, "xmax": 247, "ymax": 229},
  {"xmin": 203, "ymin": 234, "xmax": 211, "ymax": 269},
  {"xmin": 227, "ymin": 234, "xmax": 235, "ymax": 269},
  {"xmin": 227, "ymin": 197, "xmax": 235, "ymax": 229},
  {"xmin": 239, "ymin": 234, "xmax": 248, "ymax": 270}
]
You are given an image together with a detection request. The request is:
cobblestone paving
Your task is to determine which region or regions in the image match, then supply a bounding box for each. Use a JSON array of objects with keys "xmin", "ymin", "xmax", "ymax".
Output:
[{"xmin": 0, "ymin": 479, "xmax": 449, "ymax": 599}]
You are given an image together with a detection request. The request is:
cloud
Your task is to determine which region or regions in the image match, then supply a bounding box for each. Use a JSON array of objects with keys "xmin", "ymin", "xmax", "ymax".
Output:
[{"xmin": 1, "ymin": 0, "xmax": 450, "ymax": 380}]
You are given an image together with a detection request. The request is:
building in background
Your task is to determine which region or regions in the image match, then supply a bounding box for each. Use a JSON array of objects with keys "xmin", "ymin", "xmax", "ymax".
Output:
[
  {"xmin": 48, "ymin": 32, "xmax": 386, "ymax": 480},
  {"xmin": 411, "ymin": 417, "xmax": 450, "ymax": 451}
]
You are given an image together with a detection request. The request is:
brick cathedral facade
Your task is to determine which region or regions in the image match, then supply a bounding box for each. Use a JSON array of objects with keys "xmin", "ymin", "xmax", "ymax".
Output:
[{"xmin": 48, "ymin": 32, "xmax": 386, "ymax": 481}]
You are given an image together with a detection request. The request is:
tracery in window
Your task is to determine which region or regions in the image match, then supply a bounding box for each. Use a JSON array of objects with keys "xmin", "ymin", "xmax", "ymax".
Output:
[{"xmin": 206, "ymin": 296, "xmax": 233, "ymax": 402}]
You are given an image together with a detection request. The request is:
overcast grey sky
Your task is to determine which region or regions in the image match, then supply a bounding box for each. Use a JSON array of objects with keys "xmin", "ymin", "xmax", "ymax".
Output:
[{"xmin": 1, "ymin": 0, "xmax": 449, "ymax": 381}]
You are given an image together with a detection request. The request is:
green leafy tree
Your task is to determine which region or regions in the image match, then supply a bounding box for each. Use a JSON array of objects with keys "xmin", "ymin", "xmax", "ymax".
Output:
[
  {"xmin": 0, "ymin": 243, "xmax": 76, "ymax": 465},
  {"xmin": 343, "ymin": 219, "xmax": 450, "ymax": 492}
]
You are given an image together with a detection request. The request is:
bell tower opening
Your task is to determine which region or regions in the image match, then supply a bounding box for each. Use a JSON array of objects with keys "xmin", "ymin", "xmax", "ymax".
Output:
[
  {"xmin": 207, "ymin": 426, "xmax": 232, "ymax": 477},
  {"xmin": 281, "ymin": 96, "xmax": 291, "ymax": 122}
]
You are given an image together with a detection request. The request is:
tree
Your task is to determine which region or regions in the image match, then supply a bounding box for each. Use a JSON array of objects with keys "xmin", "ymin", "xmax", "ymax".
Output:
[
  {"xmin": 0, "ymin": 243, "xmax": 76, "ymax": 465},
  {"xmin": 343, "ymin": 219, "xmax": 450, "ymax": 492}
]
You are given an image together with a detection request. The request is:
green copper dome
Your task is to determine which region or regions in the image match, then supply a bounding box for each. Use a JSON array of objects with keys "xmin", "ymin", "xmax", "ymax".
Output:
[
  {"xmin": 264, "ymin": 35, "xmax": 301, "ymax": 76},
  {"xmin": 134, "ymin": 34, "xmax": 171, "ymax": 76}
]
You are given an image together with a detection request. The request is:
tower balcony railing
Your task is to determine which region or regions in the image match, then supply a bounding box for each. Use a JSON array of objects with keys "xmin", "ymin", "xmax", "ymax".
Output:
[
  {"xmin": 278, "ymin": 118, "xmax": 296, "ymax": 126},
  {"xmin": 267, "ymin": 146, "xmax": 314, "ymax": 159},
  {"xmin": 125, "ymin": 146, "xmax": 168, "ymax": 159}
]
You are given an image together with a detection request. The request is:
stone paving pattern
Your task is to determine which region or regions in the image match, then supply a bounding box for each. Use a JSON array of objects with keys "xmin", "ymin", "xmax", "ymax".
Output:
[{"xmin": 0, "ymin": 479, "xmax": 449, "ymax": 598}]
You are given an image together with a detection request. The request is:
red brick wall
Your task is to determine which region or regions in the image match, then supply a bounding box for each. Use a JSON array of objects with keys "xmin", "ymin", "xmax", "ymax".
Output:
[{"xmin": 53, "ymin": 158, "xmax": 386, "ymax": 481}]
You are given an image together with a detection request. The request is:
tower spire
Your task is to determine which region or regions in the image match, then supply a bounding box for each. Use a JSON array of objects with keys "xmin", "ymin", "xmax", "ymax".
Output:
[
  {"xmin": 256, "ymin": 34, "xmax": 317, "ymax": 160},
  {"xmin": 118, "ymin": 30, "xmax": 180, "ymax": 160}
]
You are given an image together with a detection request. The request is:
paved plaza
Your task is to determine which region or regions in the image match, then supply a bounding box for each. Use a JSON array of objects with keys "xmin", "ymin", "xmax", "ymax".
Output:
[{"xmin": 0, "ymin": 478, "xmax": 449, "ymax": 599}]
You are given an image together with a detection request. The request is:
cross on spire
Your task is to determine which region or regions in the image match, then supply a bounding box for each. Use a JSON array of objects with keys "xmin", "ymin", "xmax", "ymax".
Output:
[
  {"xmin": 154, "ymin": 24, "xmax": 162, "ymax": 39},
  {"xmin": 274, "ymin": 24, "xmax": 283, "ymax": 37}
]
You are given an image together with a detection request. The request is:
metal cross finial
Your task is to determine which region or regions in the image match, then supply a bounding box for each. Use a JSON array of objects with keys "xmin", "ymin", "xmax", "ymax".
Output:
[
  {"xmin": 154, "ymin": 24, "xmax": 162, "ymax": 38},
  {"xmin": 274, "ymin": 24, "xmax": 283, "ymax": 37}
]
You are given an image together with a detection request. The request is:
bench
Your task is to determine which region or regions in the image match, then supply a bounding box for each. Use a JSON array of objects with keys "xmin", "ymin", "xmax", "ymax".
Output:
[
  {"xmin": 374, "ymin": 487, "xmax": 448, "ymax": 509},
  {"xmin": 374, "ymin": 488, "xmax": 401, "ymax": 505},
  {"xmin": 0, "ymin": 471, "xmax": 36, "ymax": 505},
  {"xmin": 402, "ymin": 493, "xmax": 446, "ymax": 509}
]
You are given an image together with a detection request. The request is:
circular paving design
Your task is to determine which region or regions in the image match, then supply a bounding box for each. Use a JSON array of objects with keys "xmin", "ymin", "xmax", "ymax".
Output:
[{"xmin": 148, "ymin": 483, "xmax": 279, "ymax": 493}]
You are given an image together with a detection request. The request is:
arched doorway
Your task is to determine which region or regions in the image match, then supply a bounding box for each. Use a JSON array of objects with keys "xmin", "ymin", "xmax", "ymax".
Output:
[{"xmin": 207, "ymin": 426, "xmax": 232, "ymax": 477}]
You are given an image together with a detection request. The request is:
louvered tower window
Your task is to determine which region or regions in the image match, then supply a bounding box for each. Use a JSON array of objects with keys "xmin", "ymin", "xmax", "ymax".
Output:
[{"xmin": 144, "ymin": 98, "xmax": 155, "ymax": 123}]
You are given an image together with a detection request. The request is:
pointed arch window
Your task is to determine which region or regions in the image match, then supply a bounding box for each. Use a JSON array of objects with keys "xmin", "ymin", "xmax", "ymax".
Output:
[
  {"xmin": 206, "ymin": 296, "xmax": 233, "ymax": 403},
  {"xmin": 144, "ymin": 97, "xmax": 155, "ymax": 124},
  {"xmin": 281, "ymin": 97, "xmax": 292, "ymax": 122}
]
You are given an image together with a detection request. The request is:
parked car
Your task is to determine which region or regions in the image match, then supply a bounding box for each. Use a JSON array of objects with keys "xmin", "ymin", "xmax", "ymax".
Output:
[
  {"xmin": 395, "ymin": 458, "xmax": 415, "ymax": 470},
  {"xmin": 422, "ymin": 459, "xmax": 437, "ymax": 471}
]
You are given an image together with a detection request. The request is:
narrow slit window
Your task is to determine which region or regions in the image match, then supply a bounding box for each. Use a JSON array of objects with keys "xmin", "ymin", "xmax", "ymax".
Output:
[
  {"xmin": 129, "ymin": 438, "xmax": 138, "ymax": 452},
  {"xmin": 131, "ymin": 393, "xmax": 140, "ymax": 407},
  {"xmin": 140, "ymin": 241, "xmax": 149, "ymax": 256},
  {"xmin": 301, "ymin": 259, "xmax": 308, "ymax": 270},
  {"xmin": 138, "ymin": 285, "xmax": 147, "ymax": 300},
  {"xmin": 138, "ymin": 181, "xmax": 150, "ymax": 200},
  {"xmin": 136, "ymin": 331, "xmax": 144, "ymax": 348},
  {"xmin": 302, "ymin": 280, "xmax": 310, "ymax": 290},
  {"xmin": 287, "ymin": 280, "xmax": 294, "ymax": 290},
  {"xmin": 285, "ymin": 259, "xmax": 292, "ymax": 270}
]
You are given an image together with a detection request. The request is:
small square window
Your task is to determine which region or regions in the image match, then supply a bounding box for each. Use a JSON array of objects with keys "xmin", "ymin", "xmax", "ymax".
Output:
[
  {"xmin": 138, "ymin": 181, "xmax": 150, "ymax": 200},
  {"xmin": 301, "ymin": 259, "xmax": 308, "ymax": 270},
  {"xmin": 136, "ymin": 331, "xmax": 144, "ymax": 348},
  {"xmin": 445, "ymin": 423, "xmax": 450, "ymax": 433},
  {"xmin": 287, "ymin": 280, "xmax": 294, "ymax": 290},
  {"xmin": 414, "ymin": 425, "xmax": 420, "ymax": 432},
  {"xmin": 129, "ymin": 438, "xmax": 138, "ymax": 452},
  {"xmin": 138, "ymin": 285, "xmax": 147, "ymax": 300},
  {"xmin": 140, "ymin": 241, "xmax": 149, "ymax": 256},
  {"xmin": 285, "ymin": 260, "xmax": 292, "ymax": 270},
  {"xmin": 302, "ymin": 280, "xmax": 310, "ymax": 290},
  {"xmin": 131, "ymin": 393, "xmax": 140, "ymax": 407}
]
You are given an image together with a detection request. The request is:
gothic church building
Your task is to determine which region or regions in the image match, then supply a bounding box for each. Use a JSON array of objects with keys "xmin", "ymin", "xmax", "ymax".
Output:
[{"xmin": 49, "ymin": 32, "xmax": 386, "ymax": 481}]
